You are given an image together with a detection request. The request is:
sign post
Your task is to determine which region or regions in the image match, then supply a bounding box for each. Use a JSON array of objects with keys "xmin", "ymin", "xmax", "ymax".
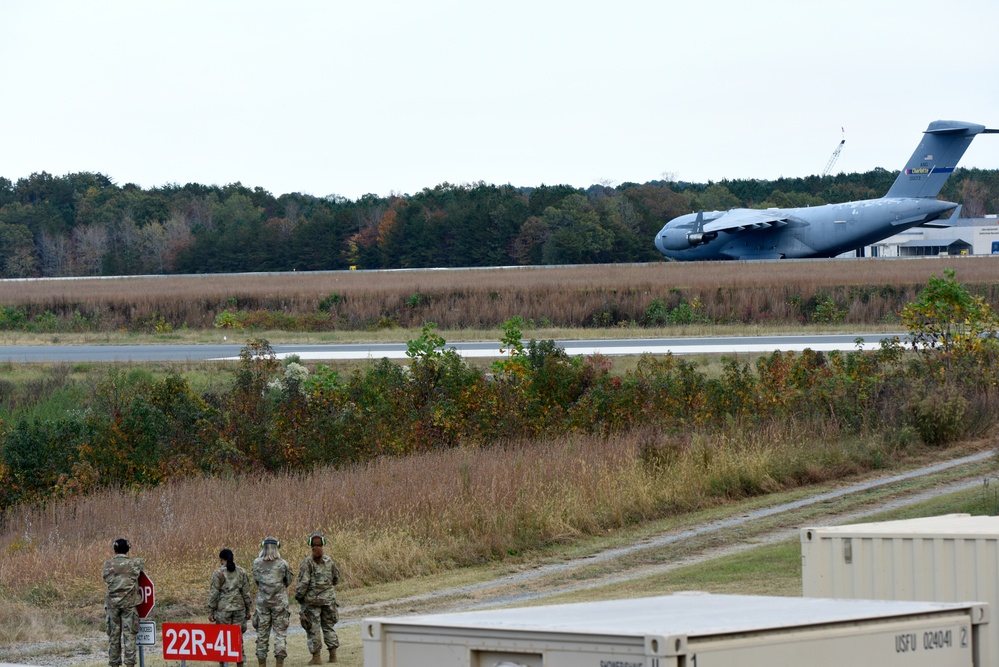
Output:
[
  {"xmin": 136, "ymin": 572, "xmax": 155, "ymax": 667},
  {"xmin": 163, "ymin": 623, "xmax": 243, "ymax": 664}
]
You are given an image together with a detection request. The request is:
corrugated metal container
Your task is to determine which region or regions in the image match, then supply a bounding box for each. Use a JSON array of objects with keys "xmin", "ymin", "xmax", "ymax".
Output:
[
  {"xmin": 362, "ymin": 592, "xmax": 988, "ymax": 667},
  {"xmin": 802, "ymin": 514, "xmax": 999, "ymax": 666}
]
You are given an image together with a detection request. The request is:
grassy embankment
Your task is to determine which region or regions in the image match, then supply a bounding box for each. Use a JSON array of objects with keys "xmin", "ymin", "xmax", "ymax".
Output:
[{"xmin": 3, "ymin": 258, "xmax": 998, "ymax": 335}]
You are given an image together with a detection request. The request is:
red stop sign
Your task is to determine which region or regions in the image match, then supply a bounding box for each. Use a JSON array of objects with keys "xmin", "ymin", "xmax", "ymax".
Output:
[{"xmin": 137, "ymin": 571, "xmax": 155, "ymax": 618}]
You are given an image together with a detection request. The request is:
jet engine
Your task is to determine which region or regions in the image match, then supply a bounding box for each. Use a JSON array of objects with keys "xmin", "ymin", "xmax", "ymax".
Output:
[{"xmin": 658, "ymin": 228, "xmax": 718, "ymax": 251}]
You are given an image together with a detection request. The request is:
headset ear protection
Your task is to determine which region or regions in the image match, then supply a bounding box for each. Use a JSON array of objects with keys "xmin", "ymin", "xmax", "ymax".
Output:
[
  {"xmin": 261, "ymin": 537, "xmax": 281, "ymax": 548},
  {"xmin": 308, "ymin": 533, "xmax": 327, "ymax": 547}
]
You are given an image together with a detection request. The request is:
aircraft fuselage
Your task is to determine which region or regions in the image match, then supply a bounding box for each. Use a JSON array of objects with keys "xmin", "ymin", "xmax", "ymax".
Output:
[{"xmin": 655, "ymin": 197, "xmax": 957, "ymax": 260}]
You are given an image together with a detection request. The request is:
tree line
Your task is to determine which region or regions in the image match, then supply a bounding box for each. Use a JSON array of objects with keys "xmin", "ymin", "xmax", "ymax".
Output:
[{"xmin": 1, "ymin": 169, "xmax": 998, "ymax": 278}]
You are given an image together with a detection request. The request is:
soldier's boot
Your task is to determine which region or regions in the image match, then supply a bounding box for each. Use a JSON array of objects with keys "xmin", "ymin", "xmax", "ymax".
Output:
[
  {"xmin": 309, "ymin": 652, "xmax": 322, "ymax": 665},
  {"xmin": 237, "ymin": 662, "xmax": 243, "ymax": 667},
  {"xmin": 328, "ymin": 649, "xmax": 337, "ymax": 663},
  {"xmin": 275, "ymin": 659, "xmax": 283, "ymax": 667},
  {"xmin": 258, "ymin": 659, "xmax": 266, "ymax": 667}
]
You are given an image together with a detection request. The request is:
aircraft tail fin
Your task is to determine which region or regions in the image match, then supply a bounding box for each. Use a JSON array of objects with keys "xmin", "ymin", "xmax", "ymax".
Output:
[{"xmin": 884, "ymin": 120, "xmax": 994, "ymax": 199}]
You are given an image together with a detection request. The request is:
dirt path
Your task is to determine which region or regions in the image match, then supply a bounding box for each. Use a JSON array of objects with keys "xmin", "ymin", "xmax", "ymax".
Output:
[{"xmin": 2, "ymin": 450, "xmax": 993, "ymax": 666}]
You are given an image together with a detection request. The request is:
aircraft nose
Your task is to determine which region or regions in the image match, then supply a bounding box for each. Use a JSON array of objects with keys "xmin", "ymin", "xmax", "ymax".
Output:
[{"xmin": 655, "ymin": 226, "xmax": 668, "ymax": 255}]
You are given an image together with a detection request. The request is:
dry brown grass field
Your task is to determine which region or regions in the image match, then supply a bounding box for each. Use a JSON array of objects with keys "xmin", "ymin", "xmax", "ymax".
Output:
[
  {"xmin": 2, "ymin": 257, "xmax": 998, "ymax": 330},
  {"xmin": 0, "ymin": 421, "xmax": 963, "ymax": 645}
]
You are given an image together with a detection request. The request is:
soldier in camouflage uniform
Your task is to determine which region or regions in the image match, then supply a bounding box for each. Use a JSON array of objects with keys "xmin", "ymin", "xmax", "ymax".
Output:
[
  {"xmin": 103, "ymin": 538, "xmax": 144, "ymax": 667},
  {"xmin": 296, "ymin": 532, "xmax": 341, "ymax": 664},
  {"xmin": 208, "ymin": 548, "xmax": 252, "ymax": 667},
  {"xmin": 251, "ymin": 537, "xmax": 292, "ymax": 667}
]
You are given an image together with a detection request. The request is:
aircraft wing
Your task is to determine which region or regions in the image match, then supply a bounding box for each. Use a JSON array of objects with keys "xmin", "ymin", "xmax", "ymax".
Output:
[{"xmin": 702, "ymin": 209, "xmax": 790, "ymax": 234}]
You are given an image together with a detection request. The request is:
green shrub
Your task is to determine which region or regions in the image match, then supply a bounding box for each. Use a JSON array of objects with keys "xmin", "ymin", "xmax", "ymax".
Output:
[
  {"xmin": 808, "ymin": 292, "xmax": 845, "ymax": 324},
  {"xmin": 908, "ymin": 385, "xmax": 967, "ymax": 446},
  {"xmin": 318, "ymin": 292, "xmax": 343, "ymax": 311},
  {"xmin": 214, "ymin": 311, "xmax": 242, "ymax": 329},
  {"xmin": 0, "ymin": 305, "xmax": 27, "ymax": 329},
  {"xmin": 645, "ymin": 297, "xmax": 709, "ymax": 326},
  {"xmin": 28, "ymin": 311, "xmax": 59, "ymax": 333},
  {"xmin": 2, "ymin": 418, "xmax": 83, "ymax": 503}
]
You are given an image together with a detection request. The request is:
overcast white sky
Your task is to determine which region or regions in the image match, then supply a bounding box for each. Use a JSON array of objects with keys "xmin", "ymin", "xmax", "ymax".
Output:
[{"xmin": 3, "ymin": 0, "xmax": 998, "ymax": 200}]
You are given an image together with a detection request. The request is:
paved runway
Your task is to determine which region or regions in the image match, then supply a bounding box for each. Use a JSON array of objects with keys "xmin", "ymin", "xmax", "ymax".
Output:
[{"xmin": 0, "ymin": 333, "xmax": 904, "ymax": 363}]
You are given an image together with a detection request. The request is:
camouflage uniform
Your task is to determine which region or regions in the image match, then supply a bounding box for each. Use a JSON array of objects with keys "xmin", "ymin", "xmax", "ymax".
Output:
[
  {"xmin": 251, "ymin": 556, "xmax": 293, "ymax": 660},
  {"xmin": 102, "ymin": 554, "xmax": 144, "ymax": 667},
  {"xmin": 208, "ymin": 564, "xmax": 252, "ymax": 631},
  {"xmin": 296, "ymin": 555, "xmax": 340, "ymax": 654}
]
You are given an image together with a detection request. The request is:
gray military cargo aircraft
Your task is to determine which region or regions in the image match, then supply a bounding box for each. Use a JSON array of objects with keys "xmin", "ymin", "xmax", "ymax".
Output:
[{"xmin": 654, "ymin": 120, "xmax": 997, "ymax": 260}]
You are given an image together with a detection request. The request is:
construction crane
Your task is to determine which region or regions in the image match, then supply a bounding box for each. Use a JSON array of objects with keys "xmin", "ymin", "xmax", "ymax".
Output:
[{"xmin": 822, "ymin": 127, "xmax": 845, "ymax": 177}]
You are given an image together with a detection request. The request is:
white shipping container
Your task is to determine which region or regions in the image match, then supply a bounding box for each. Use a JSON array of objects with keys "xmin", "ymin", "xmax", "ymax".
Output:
[
  {"xmin": 362, "ymin": 592, "xmax": 987, "ymax": 667},
  {"xmin": 801, "ymin": 514, "xmax": 999, "ymax": 666}
]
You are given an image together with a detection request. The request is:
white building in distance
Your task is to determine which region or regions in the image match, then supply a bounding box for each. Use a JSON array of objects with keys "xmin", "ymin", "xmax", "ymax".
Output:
[{"xmin": 849, "ymin": 212, "xmax": 999, "ymax": 258}]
